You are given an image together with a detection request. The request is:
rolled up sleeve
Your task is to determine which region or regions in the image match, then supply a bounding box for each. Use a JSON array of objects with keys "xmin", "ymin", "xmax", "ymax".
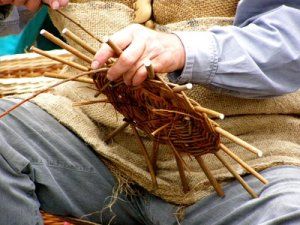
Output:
[{"xmin": 169, "ymin": 4, "xmax": 300, "ymax": 99}]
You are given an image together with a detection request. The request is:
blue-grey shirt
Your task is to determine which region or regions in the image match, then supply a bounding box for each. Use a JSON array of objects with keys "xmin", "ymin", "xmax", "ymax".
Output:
[{"xmin": 169, "ymin": 0, "xmax": 300, "ymax": 98}]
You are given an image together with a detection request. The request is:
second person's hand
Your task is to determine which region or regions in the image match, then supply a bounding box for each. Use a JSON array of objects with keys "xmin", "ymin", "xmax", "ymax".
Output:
[{"xmin": 0, "ymin": 0, "xmax": 69, "ymax": 11}]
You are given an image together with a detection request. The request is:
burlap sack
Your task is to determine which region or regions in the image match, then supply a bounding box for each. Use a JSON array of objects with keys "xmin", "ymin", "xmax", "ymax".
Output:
[
  {"xmin": 153, "ymin": 0, "xmax": 239, "ymax": 24},
  {"xmin": 71, "ymin": 0, "xmax": 134, "ymax": 7},
  {"xmin": 29, "ymin": 0, "xmax": 300, "ymax": 205}
]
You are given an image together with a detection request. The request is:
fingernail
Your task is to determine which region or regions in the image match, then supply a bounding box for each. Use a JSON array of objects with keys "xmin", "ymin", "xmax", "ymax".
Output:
[
  {"xmin": 91, "ymin": 61, "xmax": 100, "ymax": 70},
  {"xmin": 106, "ymin": 74, "xmax": 113, "ymax": 81},
  {"xmin": 52, "ymin": 1, "xmax": 60, "ymax": 10}
]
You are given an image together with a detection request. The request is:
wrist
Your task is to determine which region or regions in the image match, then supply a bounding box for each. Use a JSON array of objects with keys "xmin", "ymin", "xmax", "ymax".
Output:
[{"xmin": 158, "ymin": 31, "xmax": 186, "ymax": 72}]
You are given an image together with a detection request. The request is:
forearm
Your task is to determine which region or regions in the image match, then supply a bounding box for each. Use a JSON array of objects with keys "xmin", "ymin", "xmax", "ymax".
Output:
[
  {"xmin": 170, "ymin": 4, "xmax": 300, "ymax": 99},
  {"xmin": 0, "ymin": 5, "xmax": 34, "ymax": 36}
]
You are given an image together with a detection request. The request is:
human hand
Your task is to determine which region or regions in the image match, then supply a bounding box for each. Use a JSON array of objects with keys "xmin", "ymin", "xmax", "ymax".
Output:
[
  {"xmin": 0, "ymin": 0, "xmax": 69, "ymax": 11},
  {"xmin": 92, "ymin": 24, "xmax": 186, "ymax": 86}
]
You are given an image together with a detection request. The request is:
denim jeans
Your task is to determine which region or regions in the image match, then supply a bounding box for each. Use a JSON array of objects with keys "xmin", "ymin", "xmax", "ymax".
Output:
[{"xmin": 1, "ymin": 99, "xmax": 300, "ymax": 225}]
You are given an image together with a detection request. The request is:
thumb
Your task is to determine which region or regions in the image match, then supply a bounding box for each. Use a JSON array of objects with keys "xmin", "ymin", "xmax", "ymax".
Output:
[{"xmin": 42, "ymin": 0, "xmax": 60, "ymax": 9}]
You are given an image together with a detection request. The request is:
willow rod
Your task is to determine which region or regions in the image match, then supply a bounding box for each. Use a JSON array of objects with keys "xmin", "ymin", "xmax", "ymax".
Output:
[
  {"xmin": 151, "ymin": 140, "xmax": 160, "ymax": 175},
  {"xmin": 214, "ymin": 151, "xmax": 258, "ymax": 198},
  {"xmin": 0, "ymin": 68, "xmax": 108, "ymax": 119},
  {"xmin": 172, "ymin": 83, "xmax": 193, "ymax": 93},
  {"xmin": 130, "ymin": 124, "xmax": 158, "ymax": 189},
  {"xmin": 194, "ymin": 106, "xmax": 225, "ymax": 120},
  {"xmin": 173, "ymin": 148, "xmax": 190, "ymax": 193},
  {"xmin": 73, "ymin": 99, "xmax": 110, "ymax": 107},
  {"xmin": 30, "ymin": 46, "xmax": 89, "ymax": 71},
  {"xmin": 219, "ymin": 144, "xmax": 268, "ymax": 184},
  {"xmin": 62, "ymin": 28, "xmax": 97, "ymax": 55},
  {"xmin": 56, "ymin": 9, "xmax": 103, "ymax": 44},
  {"xmin": 144, "ymin": 59, "xmax": 155, "ymax": 79},
  {"xmin": 104, "ymin": 121, "xmax": 130, "ymax": 143},
  {"xmin": 40, "ymin": 29, "xmax": 93, "ymax": 63},
  {"xmin": 44, "ymin": 72, "xmax": 94, "ymax": 84},
  {"xmin": 195, "ymin": 155, "xmax": 224, "ymax": 197},
  {"xmin": 215, "ymin": 127, "xmax": 263, "ymax": 157}
]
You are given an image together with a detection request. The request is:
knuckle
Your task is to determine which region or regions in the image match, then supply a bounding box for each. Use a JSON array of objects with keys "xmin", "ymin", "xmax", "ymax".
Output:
[{"xmin": 119, "ymin": 54, "xmax": 135, "ymax": 67}]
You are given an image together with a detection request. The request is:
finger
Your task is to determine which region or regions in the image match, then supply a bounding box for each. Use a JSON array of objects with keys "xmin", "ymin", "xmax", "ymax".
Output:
[
  {"xmin": 107, "ymin": 35, "xmax": 146, "ymax": 82},
  {"xmin": 25, "ymin": 0, "xmax": 41, "ymax": 11},
  {"xmin": 92, "ymin": 44, "xmax": 115, "ymax": 70},
  {"xmin": 1, "ymin": 0, "xmax": 13, "ymax": 4},
  {"xmin": 58, "ymin": 0, "xmax": 68, "ymax": 7},
  {"xmin": 131, "ymin": 65, "xmax": 148, "ymax": 86},
  {"xmin": 12, "ymin": 0, "xmax": 27, "ymax": 6},
  {"xmin": 122, "ymin": 62, "xmax": 144, "ymax": 86},
  {"xmin": 92, "ymin": 25, "xmax": 139, "ymax": 69},
  {"xmin": 43, "ymin": 0, "xmax": 60, "ymax": 9},
  {"xmin": 131, "ymin": 52, "xmax": 175, "ymax": 86}
]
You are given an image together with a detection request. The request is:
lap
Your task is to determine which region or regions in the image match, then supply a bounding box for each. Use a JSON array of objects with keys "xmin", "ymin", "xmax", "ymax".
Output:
[
  {"xmin": 0, "ymin": 99, "xmax": 141, "ymax": 224},
  {"xmin": 1, "ymin": 99, "xmax": 300, "ymax": 225},
  {"xmin": 142, "ymin": 167, "xmax": 300, "ymax": 225}
]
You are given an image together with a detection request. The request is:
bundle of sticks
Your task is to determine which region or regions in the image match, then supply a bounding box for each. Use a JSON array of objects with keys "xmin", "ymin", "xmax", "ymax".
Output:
[{"xmin": 0, "ymin": 10, "xmax": 268, "ymax": 198}]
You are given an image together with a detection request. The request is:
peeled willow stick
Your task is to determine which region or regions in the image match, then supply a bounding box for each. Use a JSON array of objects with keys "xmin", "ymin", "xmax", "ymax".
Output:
[
  {"xmin": 151, "ymin": 140, "xmax": 160, "ymax": 175},
  {"xmin": 104, "ymin": 121, "xmax": 130, "ymax": 143},
  {"xmin": 219, "ymin": 144, "xmax": 268, "ymax": 184},
  {"xmin": 172, "ymin": 147, "xmax": 190, "ymax": 193},
  {"xmin": 73, "ymin": 99, "xmax": 110, "ymax": 107},
  {"xmin": 181, "ymin": 92, "xmax": 195, "ymax": 111},
  {"xmin": 103, "ymin": 36, "xmax": 123, "ymax": 56},
  {"xmin": 194, "ymin": 106, "xmax": 225, "ymax": 120},
  {"xmin": 62, "ymin": 28, "xmax": 97, "ymax": 55},
  {"xmin": 0, "ymin": 68, "xmax": 108, "ymax": 119},
  {"xmin": 144, "ymin": 60, "xmax": 155, "ymax": 79},
  {"xmin": 215, "ymin": 127, "xmax": 263, "ymax": 157},
  {"xmin": 214, "ymin": 151, "xmax": 258, "ymax": 198},
  {"xmin": 56, "ymin": 9, "xmax": 103, "ymax": 44},
  {"xmin": 195, "ymin": 155, "xmax": 224, "ymax": 197},
  {"xmin": 172, "ymin": 83, "xmax": 193, "ymax": 93},
  {"xmin": 130, "ymin": 124, "xmax": 158, "ymax": 189},
  {"xmin": 40, "ymin": 29, "xmax": 93, "ymax": 63},
  {"xmin": 44, "ymin": 72, "xmax": 94, "ymax": 84},
  {"xmin": 156, "ymin": 74, "xmax": 173, "ymax": 92},
  {"xmin": 30, "ymin": 46, "xmax": 89, "ymax": 71},
  {"xmin": 151, "ymin": 122, "xmax": 171, "ymax": 136}
]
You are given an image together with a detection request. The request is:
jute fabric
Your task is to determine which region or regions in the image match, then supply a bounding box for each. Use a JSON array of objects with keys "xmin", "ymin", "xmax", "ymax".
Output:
[
  {"xmin": 153, "ymin": 0, "xmax": 239, "ymax": 24},
  {"xmin": 27, "ymin": 0, "xmax": 300, "ymax": 205}
]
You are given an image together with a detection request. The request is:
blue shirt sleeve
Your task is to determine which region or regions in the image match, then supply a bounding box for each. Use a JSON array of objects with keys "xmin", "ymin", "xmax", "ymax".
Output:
[{"xmin": 169, "ymin": 1, "xmax": 300, "ymax": 99}]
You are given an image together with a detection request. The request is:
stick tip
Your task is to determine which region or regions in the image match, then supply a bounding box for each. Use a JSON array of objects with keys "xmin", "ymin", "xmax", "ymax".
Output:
[
  {"xmin": 186, "ymin": 83, "xmax": 193, "ymax": 90},
  {"xmin": 102, "ymin": 35, "xmax": 109, "ymax": 43},
  {"xmin": 40, "ymin": 29, "xmax": 46, "ymax": 35},
  {"xmin": 257, "ymin": 151, "xmax": 263, "ymax": 157},
  {"xmin": 144, "ymin": 59, "xmax": 152, "ymax": 67},
  {"xmin": 62, "ymin": 28, "xmax": 68, "ymax": 34}
]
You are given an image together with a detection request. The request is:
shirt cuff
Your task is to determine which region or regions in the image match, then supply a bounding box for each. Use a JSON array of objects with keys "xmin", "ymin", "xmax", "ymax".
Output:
[
  {"xmin": 0, "ymin": 5, "xmax": 13, "ymax": 21},
  {"xmin": 168, "ymin": 31, "xmax": 218, "ymax": 85}
]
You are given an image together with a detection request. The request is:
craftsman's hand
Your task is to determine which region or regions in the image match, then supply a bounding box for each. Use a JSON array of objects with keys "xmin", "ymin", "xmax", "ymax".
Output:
[
  {"xmin": 92, "ymin": 24, "xmax": 186, "ymax": 86},
  {"xmin": 0, "ymin": 0, "xmax": 69, "ymax": 11}
]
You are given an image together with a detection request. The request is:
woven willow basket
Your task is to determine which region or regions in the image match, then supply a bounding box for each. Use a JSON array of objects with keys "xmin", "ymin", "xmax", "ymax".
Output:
[
  {"xmin": 0, "ymin": 50, "xmax": 73, "ymax": 98},
  {"xmin": 0, "ymin": 49, "xmax": 71, "ymax": 78}
]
